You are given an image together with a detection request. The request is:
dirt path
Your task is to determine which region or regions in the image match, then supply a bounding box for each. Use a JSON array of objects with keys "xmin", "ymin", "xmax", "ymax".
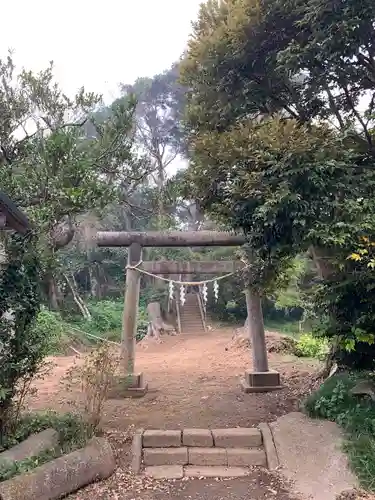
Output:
[{"xmin": 30, "ymin": 328, "xmax": 320, "ymax": 499}]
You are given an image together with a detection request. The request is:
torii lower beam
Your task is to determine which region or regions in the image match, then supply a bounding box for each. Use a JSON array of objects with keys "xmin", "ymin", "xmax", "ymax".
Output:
[{"xmin": 97, "ymin": 230, "xmax": 282, "ymax": 397}]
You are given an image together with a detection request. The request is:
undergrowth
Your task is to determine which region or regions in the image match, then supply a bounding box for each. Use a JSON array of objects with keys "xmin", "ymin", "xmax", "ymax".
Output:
[
  {"xmin": 0, "ymin": 411, "xmax": 91, "ymax": 482},
  {"xmin": 304, "ymin": 372, "xmax": 375, "ymax": 491},
  {"xmin": 32, "ymin": 298, "xmax": 151, "ymax": 354},
  {"xmin": 294, "ymin": 333, "xmax": 329, "ymax": 360}
]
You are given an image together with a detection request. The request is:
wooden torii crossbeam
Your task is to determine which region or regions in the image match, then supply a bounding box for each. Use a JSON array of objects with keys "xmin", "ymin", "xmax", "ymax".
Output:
[{"xmin": 96, "ymin": 230, "xmax": 282, "ymax": 397}]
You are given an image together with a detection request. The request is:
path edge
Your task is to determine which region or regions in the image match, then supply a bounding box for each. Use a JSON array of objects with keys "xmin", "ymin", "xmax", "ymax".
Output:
[{"xmin": 258, "ymin": 422, "xmax": 280, "ymax": 471}]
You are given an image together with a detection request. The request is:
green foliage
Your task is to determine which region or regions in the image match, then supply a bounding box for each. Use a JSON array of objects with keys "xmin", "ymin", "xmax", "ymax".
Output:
[
  {"xmin": 31, "ymin": 286, "xmax": 169, "ymax": 351},
  {"xmin": 0, "ymin": 411, "xmax": 91, "ymax": 482},
  {"xmin": 313, "ymin": 270, "xmax": 375, "ymax": 370},
  {"xmin": 0, "ymin": 232, "xmax": 45, "ymax": 433},
  {"xmin": 181, "ymin": 0, "xmax": 375, "ymax": 368},
  {"xmin": 294, "ymin": 333, "xmax": 329, "ymax": 360},
  {"xmin": 0, "ymin": 56, "xmax": 142, "ymax": 235},
  {"xmin": 31, "ymin": 306, "xmax": 68, "ymax": 354},
  {"xmin": 0, "ymin": 54, "xmax": 147, "ymax": 311},
  {"xmin": 305, "ymin": 374, "xmax": 375, "ymax": 490}
]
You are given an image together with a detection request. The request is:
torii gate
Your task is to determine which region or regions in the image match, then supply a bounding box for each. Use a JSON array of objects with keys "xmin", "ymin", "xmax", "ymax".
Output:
[{"xmin": 97, "ymin": 230, "xmax": 282, "ymax": 397}]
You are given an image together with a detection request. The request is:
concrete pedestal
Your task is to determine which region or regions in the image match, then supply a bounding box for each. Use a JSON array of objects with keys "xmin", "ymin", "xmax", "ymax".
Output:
[
  {"xmin": 240, "ymin": 370, "xmax": 282, "ymax": 393},
  {"xmin": 107, "ymin": 372, "xmax": 148, "ymax": 399}
]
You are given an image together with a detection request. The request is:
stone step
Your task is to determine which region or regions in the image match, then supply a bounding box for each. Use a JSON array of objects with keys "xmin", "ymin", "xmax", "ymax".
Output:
[
  {"xmin": 133, "ymin": 427, "xmax": 277, "ymax": 478},
  {"xmin": 144, "ymin": 447, "xmax": 188, "ymax": 466},
  {"xmin": 143, "ymin": 430, "xmax": 181, "ymax": 448},
  {"xmin": 212, "ymin": 428, "xmax": 262, "ymax": 448},
  {"xmin": 142, "ymin": 428, "xmax": 262, "ymax": 449},
  {"xmin": 145, "ymin": 465, "xmax": 184, "ymax": 479},
  {"xmin": 182, "ymin": 325, "xmax": 205, "ymax": 328},
  {"xmin": 144, "ymin": 465, "xmax": 251, "ymax": 479},
  {"xmin": 183, "ymin": 428, "xmax": 213, "ymax": 447},
  {"xmin": 185, "ymin": 466, "xmax": 251, "ymax": 478},
  {"xmin": 143, "ymin": 446, "xmax": 266, "ymax": 467}
]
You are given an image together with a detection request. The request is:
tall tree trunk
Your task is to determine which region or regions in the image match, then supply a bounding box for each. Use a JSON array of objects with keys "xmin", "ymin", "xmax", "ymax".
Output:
[{"xmin": 47, "ymin": 274, "xmax": 59, "ymax": 310}]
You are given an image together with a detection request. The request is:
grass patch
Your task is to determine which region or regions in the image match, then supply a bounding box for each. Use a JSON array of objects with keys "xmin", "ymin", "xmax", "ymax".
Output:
[
  {"xmin": 304, "ymin": 372, "xmax": 375, "ymax": 491},
  {"xmin": 0, "ymin": 411, "xmax": 92, "ymax": 482}
]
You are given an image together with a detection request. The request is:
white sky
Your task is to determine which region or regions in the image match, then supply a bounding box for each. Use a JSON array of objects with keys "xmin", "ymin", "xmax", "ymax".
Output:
[{"xmin": 1, "ymin": 0, "xmax": 202, "ymax": 103}]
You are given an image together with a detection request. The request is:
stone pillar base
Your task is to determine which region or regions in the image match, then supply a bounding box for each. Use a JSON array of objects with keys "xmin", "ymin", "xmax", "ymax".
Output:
[
  {"xmin": 107, "ymin": 372, "xmax": 148, "ymax": 399},
  {"xmin": 240, "ymin": 370, "xmax": 282, "ymax": 393}
]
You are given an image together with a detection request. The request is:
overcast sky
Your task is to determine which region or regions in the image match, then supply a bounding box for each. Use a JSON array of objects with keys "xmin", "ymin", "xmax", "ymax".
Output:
[{"xmin": 1, "ymin": 0, "xmax": 202, "ymax": 103}]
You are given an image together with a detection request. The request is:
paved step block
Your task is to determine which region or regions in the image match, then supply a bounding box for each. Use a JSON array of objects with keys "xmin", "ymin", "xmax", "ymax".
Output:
[
  {"xmin": 188, "ymin": 447, "xmax": 227, "ymax": 466},
  {"xmin": 184, "ymin": 466, "xmax": 250, "ymax": 478},
  {"xmin": 227, "ymin": 448, "xmax": 267, "ymax": 467},
  {"xmin": 212, "ymin": 428, "xmax": 262, "ymax": 448},
  {"xmin": 143, "ymin": 430, "xmax": 181, "ymax": 448},
  {"xmin": 183, "ymin": 429, "xmax": 213, "ymax": 447},
  {"xmin": 143, "ymin": 447, "xmax": 188, "ymax": 466},
  {"xmin": 144, "ymin": 465, "xmax": 184, "ymax": 479}
]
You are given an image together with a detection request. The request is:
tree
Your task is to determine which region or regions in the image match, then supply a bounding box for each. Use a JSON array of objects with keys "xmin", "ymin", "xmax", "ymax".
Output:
[
  {"xmin": 0, "ymin": 54, "xmax": 146, "ymax": 308},
  {"xmin": 181, "ymin": 0, "xmax": 375, "ymax": 368},
  {"xmin": 180, "ymin": 0, "xmax": 375, "ymax": 274},
  {"xmin": 120, "ymin": 64, "xmax": 186, "ymax": 222},
  {"xmin": 181, "ymin": 0, "xmax": 375, "ymax": 141}
]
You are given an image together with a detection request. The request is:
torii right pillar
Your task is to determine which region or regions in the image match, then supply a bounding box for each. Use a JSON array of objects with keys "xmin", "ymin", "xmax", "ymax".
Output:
[{"xmin": 240, "ymin": 286, "xmax": 283, "ymax": 393}]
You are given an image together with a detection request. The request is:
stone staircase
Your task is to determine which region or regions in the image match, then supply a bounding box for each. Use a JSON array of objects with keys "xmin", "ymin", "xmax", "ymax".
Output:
[
  {"xmin": 132, "ymin": 426, "xmax": 277, "ymax": 479},
  {"xmin": 179, "ymin": 293, "xmax": 205, "ymax": 334}
]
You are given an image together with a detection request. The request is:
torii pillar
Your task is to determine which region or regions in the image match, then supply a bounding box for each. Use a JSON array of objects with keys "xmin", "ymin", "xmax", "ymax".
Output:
[{"xmin": 97, "ymin": 230, "xmax": 282, "ymax": 397}]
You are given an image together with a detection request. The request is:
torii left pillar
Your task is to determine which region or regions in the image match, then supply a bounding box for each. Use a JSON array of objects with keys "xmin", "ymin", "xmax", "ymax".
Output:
[{"xmin": 110, "ymin": 242, "xmax": 148, "ymax": 398}]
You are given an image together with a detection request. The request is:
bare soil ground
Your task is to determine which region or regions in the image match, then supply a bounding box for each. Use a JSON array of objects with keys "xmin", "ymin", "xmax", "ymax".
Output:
[{"xmin": 30, "ymin": 327, "xmax": 321, "ymax": 500}]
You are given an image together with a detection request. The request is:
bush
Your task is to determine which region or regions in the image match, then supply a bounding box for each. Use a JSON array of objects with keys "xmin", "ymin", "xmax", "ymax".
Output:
[
  {"xmin": 0, "ymin": 232, "xmax": 45, "ymax": 434},
  {"xmin": 294, "ymin": 333, "xmax": 329, "ymax": 360},
  {"xmin": 63, "ymin": 344, "xmax": 120, "ymax": 433},
  {"xmin": 304, "ymin": 373, "xmax": 375, "ymax": 491},
  {"xmin": 31, "ymin": 307, "xmax": 69, "ymax": 354},
  {"xmin": 81, "ymin": 300, "xmax": 123, "ymax": 335}
]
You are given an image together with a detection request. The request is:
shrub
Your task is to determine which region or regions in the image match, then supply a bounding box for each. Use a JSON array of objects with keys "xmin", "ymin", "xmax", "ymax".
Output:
[
  {"xmin": 0, "ymin": 232, "xmax": 45, "ymax": 434},
  {"xmin": 31, "ymin": 307, "xmax": 68, "ymax": 354},
  {"xmin": 63, "ymin": 344, "xmax": 120, "ymax": 433},
  {"xmin": 304, "ymin": 373, "xmax": 375, "ymax": 491},
  {"xmin": 294, "ymin": 333, "xmax": 329, "ymax": 360}
]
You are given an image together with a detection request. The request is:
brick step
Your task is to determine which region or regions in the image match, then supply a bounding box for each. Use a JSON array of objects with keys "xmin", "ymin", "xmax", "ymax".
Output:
[
  {"xmin": 145, "ymin": 465, "xmax": 251, "ymax": 480},
  {"xmin": 142, "ymin": 428, "xmax": 262, "ymax": 448},
  {"xmin": 143, "ymin": 446, "xmax": 266, "ymax": 467}
]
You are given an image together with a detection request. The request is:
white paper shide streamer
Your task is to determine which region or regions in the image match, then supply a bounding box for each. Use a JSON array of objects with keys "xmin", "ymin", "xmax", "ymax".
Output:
[
  {"xmin": 213, "ymin": 280, "xmax": 219, "ymax": 302},
  {"xmin": 180, "ymin": 284, "xmax": 186, "ymax": 306},
  {"xmin": 168, "ymin": 280, "xmax": 174, "ymax": 300}
]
